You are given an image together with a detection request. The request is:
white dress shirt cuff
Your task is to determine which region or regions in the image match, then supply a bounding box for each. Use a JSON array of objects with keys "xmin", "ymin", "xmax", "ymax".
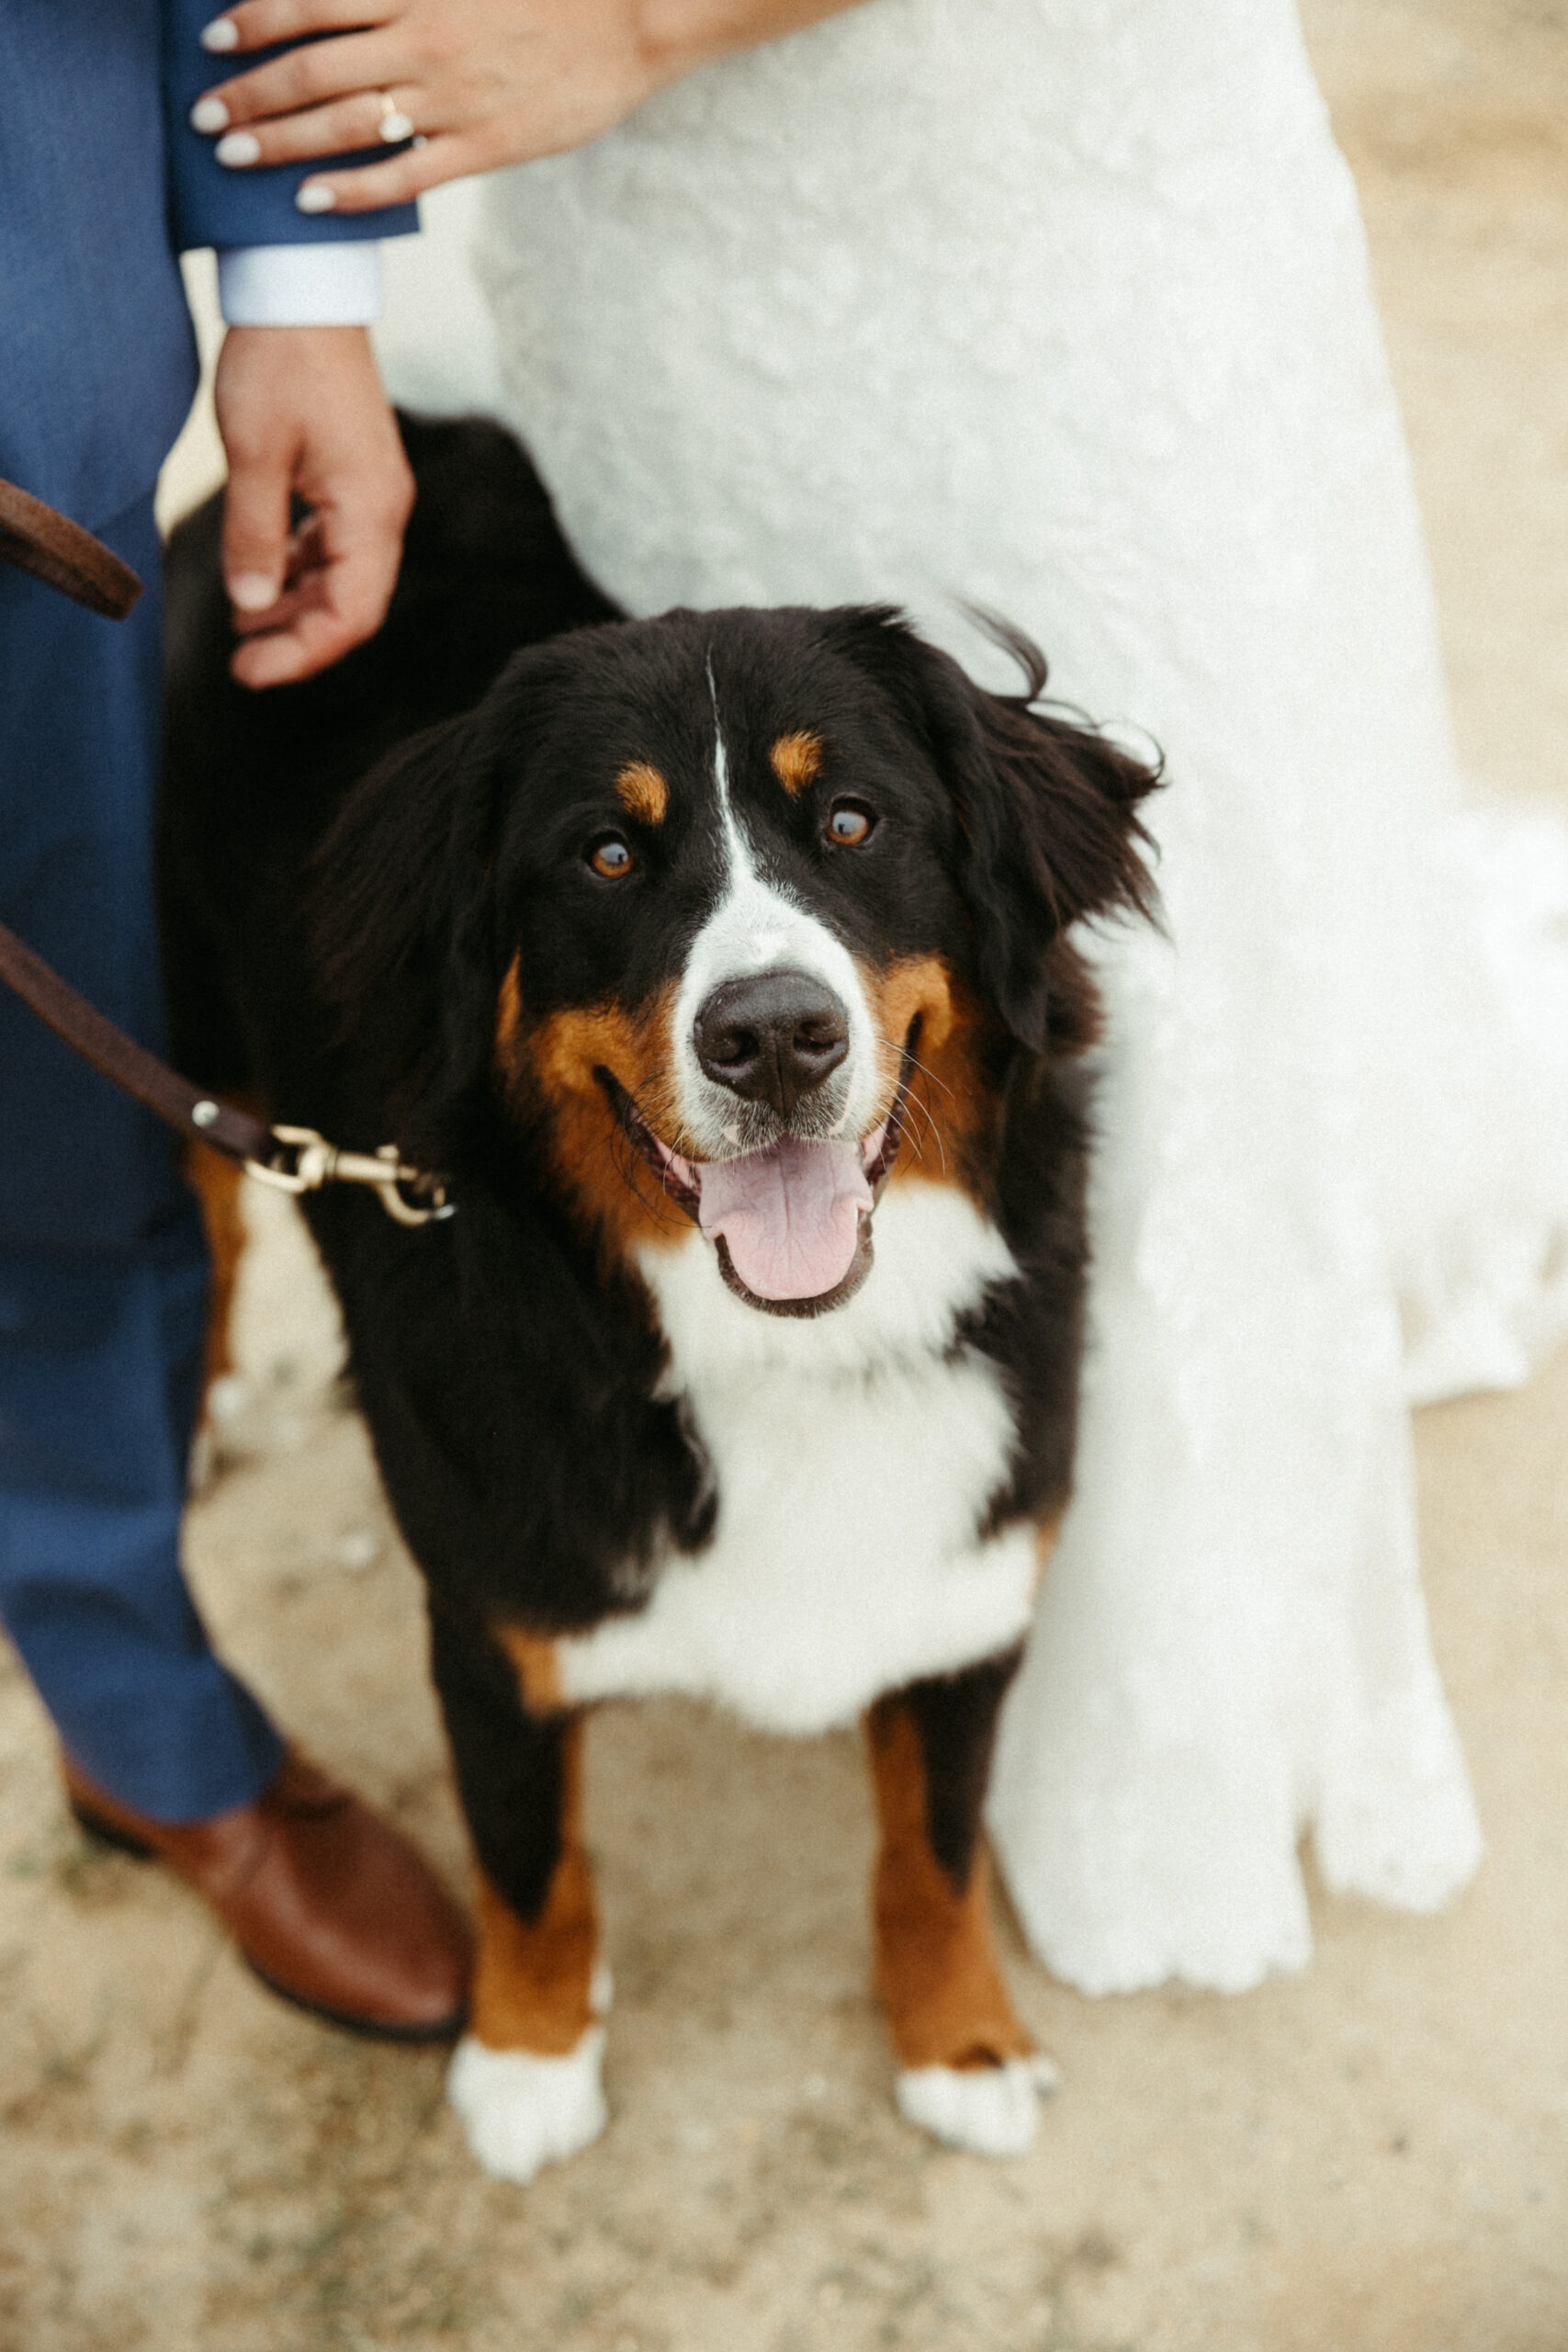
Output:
[{"xmin": 218, "ymin": 243, "xmax": 383, "ymax": 327}]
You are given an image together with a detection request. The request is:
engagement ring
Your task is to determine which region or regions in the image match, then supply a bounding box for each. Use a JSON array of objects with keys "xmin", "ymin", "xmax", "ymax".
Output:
[{"xmin": 377, "ymin": 91, "xmax": 415, "ymax": 143}]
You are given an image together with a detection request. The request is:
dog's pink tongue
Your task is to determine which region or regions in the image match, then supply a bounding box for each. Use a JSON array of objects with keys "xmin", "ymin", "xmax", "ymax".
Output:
[{"xmin": 697, "ymin": 1136, "xmax": 873, "ymax": 1301}]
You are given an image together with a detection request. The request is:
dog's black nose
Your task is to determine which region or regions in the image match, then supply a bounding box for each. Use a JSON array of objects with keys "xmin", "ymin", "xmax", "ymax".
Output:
[{"xmin": 694, "ymin": 969, "xmax": 850, "ymax": 1117}]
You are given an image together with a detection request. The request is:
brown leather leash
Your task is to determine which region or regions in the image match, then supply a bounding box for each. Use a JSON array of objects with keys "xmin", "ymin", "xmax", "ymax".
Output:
[
  {"xmin": 0, "ymin": 475, "xmax": 144, "ymax": 620},
  {"xmin": 0, "ymin": 914, "xmax": 451, "ymax": 1224},
  {"xmin": 0, "ymin": 478, "xmax": 451, "ymax": 1228}
]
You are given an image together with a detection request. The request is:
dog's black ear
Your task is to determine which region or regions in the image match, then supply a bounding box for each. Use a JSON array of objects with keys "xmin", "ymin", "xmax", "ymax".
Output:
[
  {"xmin": 311, "ymin": 707, "xmax": 503, "ymax": 1133},
  {"xmin": 829, "ymin": 609, "xmax": 1160, "ymax": 1052}
]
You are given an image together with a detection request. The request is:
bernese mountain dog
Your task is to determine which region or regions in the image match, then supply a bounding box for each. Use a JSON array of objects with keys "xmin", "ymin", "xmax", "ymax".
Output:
[{"xmin": 160, "ymin": 414, "xmax": 1156, "ymax": 2181}]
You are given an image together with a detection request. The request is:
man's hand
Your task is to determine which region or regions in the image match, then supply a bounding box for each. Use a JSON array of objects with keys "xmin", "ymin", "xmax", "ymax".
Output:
[{"xmin": 214, "ymin": 323, "xmax": 413, "ymax": 687}]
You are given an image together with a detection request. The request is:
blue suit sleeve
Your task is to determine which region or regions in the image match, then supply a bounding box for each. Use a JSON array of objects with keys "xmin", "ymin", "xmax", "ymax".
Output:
[{"xmin": 162, "ymin": 0, "xmax": 417, "ymax": 252}]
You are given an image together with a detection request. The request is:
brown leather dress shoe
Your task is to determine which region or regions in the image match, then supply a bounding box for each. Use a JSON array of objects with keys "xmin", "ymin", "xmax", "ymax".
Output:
[{"xmin": 63, "ymin": 1751, "xmax": 472, "ymax": 2041}]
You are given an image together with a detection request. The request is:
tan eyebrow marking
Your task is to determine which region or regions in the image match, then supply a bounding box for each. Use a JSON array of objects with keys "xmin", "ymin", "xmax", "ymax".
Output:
[
  {"xmin": 615, "ymin": 760, "xmax": 670, "ymax": 826},
  {"xmin": 770, "ymin": 730, "xmax": 824, "ymax": 797}
]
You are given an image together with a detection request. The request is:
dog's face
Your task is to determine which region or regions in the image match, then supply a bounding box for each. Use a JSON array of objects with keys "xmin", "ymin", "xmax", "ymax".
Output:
[
  {"xmin": 489, "ymin": 611, "xmax": 1001, "ymax": 1311},
  {"xmin": 324, "ymin": 606, "xmax": 1156, "ymax": 1313}
]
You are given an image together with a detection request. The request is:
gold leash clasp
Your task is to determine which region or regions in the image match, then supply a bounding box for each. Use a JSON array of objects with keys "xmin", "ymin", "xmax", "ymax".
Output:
[{"xmin": 244, "ymin": 1125, "xmax": 454, "ymax": 1227}]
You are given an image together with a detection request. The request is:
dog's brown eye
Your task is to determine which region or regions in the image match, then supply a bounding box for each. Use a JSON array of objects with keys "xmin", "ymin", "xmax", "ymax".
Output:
[
  {"xmin": 826, "ymin": 800, "xmax": 874, "ymax": 848},
  {"xmin": 589, "ymin": 833, "xmax": 635, "ymax": 880}
]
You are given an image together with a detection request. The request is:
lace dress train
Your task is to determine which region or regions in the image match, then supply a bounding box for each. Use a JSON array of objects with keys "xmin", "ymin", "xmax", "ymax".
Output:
[{"xmin": 377, "ymin": 0, "xmax": 1568, "ymax": 1990}]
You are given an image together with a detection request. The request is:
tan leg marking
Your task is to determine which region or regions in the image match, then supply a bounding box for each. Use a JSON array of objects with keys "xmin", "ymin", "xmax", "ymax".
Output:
[
  {"xmin": 1034, "ymin": 1512, "xmax": 1063, "ymax": 1591},
  {"xmin": 496, "ymin": 1626, "xmax": 562, "ymax": 1716},
  {"xmin": 183, "ymin": 1136, "xmax": 250, "ymax": 1392},
  {"xmin": 470, "ymin": 1719, "xmax": 599, "ymax": 2057},
  {"xmin": 865, "ymin": 1695, "xmax": 1033, "ymax": 2072}
]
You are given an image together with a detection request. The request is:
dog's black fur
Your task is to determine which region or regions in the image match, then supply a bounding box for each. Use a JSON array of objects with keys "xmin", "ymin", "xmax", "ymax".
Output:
[{"xmin": 161, "ymin": 413, "xmax": 1156, "ymax": 2093}]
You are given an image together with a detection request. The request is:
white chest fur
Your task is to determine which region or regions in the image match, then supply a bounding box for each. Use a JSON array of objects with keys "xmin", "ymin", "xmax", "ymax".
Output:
[{"xmin": 555, "ymin": 1183, "xmax": 1039, "ymax": 1734}]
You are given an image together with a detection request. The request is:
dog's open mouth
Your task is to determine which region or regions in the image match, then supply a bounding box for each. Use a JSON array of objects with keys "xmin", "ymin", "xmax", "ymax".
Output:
[{"xmin": 596, "ymin": 1047, "xmax": 909, "ymax": 1318}]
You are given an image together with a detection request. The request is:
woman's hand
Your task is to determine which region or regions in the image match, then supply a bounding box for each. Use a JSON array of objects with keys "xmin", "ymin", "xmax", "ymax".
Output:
[{"xmin": 189, "ymin": 0, "xmax": 865, "ymax": 215}]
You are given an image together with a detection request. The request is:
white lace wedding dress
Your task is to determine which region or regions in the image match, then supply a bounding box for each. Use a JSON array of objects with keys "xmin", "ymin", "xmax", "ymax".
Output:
[{"xmin": 380, "ymin": 0, "xmax": 1568, "ymax": 1993}]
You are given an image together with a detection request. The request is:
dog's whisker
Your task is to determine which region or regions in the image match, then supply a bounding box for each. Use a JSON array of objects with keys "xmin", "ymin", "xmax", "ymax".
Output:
[
  {"xmin": 896, "ymin": 1100, "xmax": 947, "ymax": 1175},
  {"xmin": 604, "ymin": 1118, "xmax": 687, "ymax": 1232},
  {"xmin": 887, "ymin": 1084, "xmax": 947, "ymax": 1174},
  {"xmin": 903, "ymin": 1048, "xmax": 956, "ymax": 1105}
]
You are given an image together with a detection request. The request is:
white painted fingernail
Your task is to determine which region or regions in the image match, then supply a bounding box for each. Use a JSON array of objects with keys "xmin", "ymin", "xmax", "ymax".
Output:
[
  {"xmin": 295, "ymin": 181, "xmax": 337, "ymax": 213},
  {"xmin": 228, "ymin": 573, "xmax": 278, "ymax": 613},
  {"xmin": 216, "ymin": 130, "xmax": 261, "ymax": 167},
  {"xmin": 189, "ymin": 96, "xmax": 230, "ymax": 132},
  {"xmin": 200, "ymin": 17, "xmax": 240, "ymax": 51}
]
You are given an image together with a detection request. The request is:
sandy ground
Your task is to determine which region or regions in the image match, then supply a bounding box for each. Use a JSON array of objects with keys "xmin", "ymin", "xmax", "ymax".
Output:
[{"xmin": 5, "ymin": 5, "xmax": 1568, "ymax": 2346}]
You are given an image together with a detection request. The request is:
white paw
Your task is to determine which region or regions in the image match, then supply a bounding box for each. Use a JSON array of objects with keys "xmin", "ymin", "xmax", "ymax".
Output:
[
  {"xmin": 895, "ymin": 2052, "xmax": 1060, "ymax": 2157},
  {"xmin": 447, "ymin": 2027, "xmax": 608, "ymax": 2184}
]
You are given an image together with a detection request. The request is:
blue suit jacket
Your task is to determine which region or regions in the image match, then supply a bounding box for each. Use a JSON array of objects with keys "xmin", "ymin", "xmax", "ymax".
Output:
[{"xmin": 0, "ymin": 0, "xmax": 416, "ymax": 530}]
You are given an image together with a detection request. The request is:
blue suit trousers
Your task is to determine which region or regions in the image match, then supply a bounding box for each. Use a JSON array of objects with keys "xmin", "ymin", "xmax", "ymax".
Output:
[{"xmin": 0, "ymin": 493, "xmax": 283, "ymax": 1821}]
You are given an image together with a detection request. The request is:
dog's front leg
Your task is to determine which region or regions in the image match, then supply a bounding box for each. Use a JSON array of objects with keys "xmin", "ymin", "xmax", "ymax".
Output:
[
  {"xmin": 865, "ymin": 1648, "xmax": 1058, "ymax": 2157},
  {"xmin": 430, "ymin": 1607, "xmax": 608, "ymax": 2184}
]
